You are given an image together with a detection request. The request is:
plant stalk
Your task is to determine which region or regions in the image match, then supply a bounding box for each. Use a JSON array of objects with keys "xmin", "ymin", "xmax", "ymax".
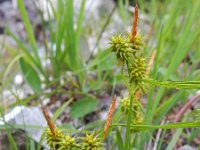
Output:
[{"xmin": 124, "ymin": 86, "xmax": 137, "ymax": 150}]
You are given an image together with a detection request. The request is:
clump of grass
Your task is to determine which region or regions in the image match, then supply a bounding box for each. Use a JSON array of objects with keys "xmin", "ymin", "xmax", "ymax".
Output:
[
  {"xmin": 42, "ymin": 107, "xmax": 104, "ymax": 150},
  {"xmin": 42, "ymin": 4, "xmax": 200, "ymax": 150},
  {"xmin": 107, "ymin": 4, "xmax": 200, "ymax": 149}
]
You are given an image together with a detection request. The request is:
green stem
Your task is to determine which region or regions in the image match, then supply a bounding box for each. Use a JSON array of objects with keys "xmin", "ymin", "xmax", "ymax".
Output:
[
  {"xmin": 111, "ymin": 121, "xmax": 200, "ymax": 129},
  {"xmin": 124, "ymin": 86, "xmax": 138, "ymax": 150},
  {"xmin": 126, "ymin": 60, "xmax": 130, "ymax": 78}
]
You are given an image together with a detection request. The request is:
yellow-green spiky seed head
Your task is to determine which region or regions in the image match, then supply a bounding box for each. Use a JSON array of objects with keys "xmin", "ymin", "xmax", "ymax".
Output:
[
  {"xmin": 109, "ymin": 33, "xmax": 144, "ymax": 64},
  {"xmin": 58, "ymin": 135, "xmax": 80, "ymax": 150},
  {"xmin": 109, "ymin": 34, "xmax": 136, "ymax": 64},
  {"xmin": 120, "ymin": 97, "xmax": 132, "ymax": 114},
  {"xmin": 46, "ymin": 128, "xmax": 64, "ymax": 149},
  {"xmin": 132, "ymin": 34, "xmax": 143, "ymax": 50},
  {"xmin": 131, "ymin": 111, "xmax": 144, "ymax": 133},
  {"xmin": 132, "ymin": 102, "xmax": 144, "ymax": 125},
  {"xmin": 133, "ymin": 111, "xmax": 143, "ymax": 125},
  {"xmin": 81, "ymin": 132, "xmax": 104, "ymax": 150},
  {"xmin": 129, "ymin": 57, "xmax": 147, "ymax": 85}
]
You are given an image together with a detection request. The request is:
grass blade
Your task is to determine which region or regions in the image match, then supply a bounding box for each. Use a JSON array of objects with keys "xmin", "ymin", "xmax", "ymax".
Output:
[
  {"xmin": 112, "ymin": 121, "xmax": 200, "ymax": 130},
  {"xmin": 76, "ymin": 0, "xmax": 86, "ymax": 50},
  {"xmin": 52, "ymin": 98, "xmax": 73, "ymax": 122},
  {"xmin": 116, "ymin": 127, "xmax": 124, "ymax": 150},
  {"xmin": 145, "ymin": 79, "xmax": 200, "ymax": 89},
  {"xmin": 17, "ymin": 0, "xmax": 39, "ymax": 62},
  {"xmin": 19, "ymin": 58, "xmax": 42, "ymax": 93}
]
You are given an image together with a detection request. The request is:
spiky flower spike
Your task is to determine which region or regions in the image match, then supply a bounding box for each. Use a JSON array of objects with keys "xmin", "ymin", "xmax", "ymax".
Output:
[
  {"xmin": 46, "ymin": 128, "xmax": 64, "ymax": 149},
  {"xmin": 120, "ymin": 97, "xmax": 132, "ymax": 114},
  {"xmin": 42, "ymin": 107, "xmax": 63, "ymax": 149},
  {"xmin": 131, "ymin": 34, "xmax": 143, "ymax": 50},
  {"xmin": 120, "ymin": 97, "xmax": 143, "ymax": 124},
  {"xmin": 81, "ymin": 132, "xmax": 104, "ymax": 150},
  {"xmin": 58, "ymin": 135, "xmax": 80, "ymax": 150},
  {"xmin": 129, "ymin": 57, "xmax": 147, "ymax": 87},
  {"xmin": 109, "ymin": 34, "xmax": 136, "ymax": 64},
  {"xmin": 132, "ymin": 102, "xmax": 144, "ymax": 125},
  {"xmin": 42, "ymin": 107, "xmax": 80, "ymax": 150},
  {"xmin": 109, "ymin": 33, "xmax": 144, "ymax": 64},
  {"xmin": 109, "ymin": 5, "xmax": 146, "ymax": 90}
]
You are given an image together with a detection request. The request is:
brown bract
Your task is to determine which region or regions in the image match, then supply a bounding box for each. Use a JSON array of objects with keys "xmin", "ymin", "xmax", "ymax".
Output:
[
  {"xmin": 147, "ymin": 51, "xmax": 156, "ymax": 75},
  {"xmin": 103, "ymin": 96, "xmax": 117, "ymax": 139},
  {"xmin": 41, "ymin": 106, "xmax": 56, "ymax": 136},
  {"xmin": 131, "ymin": 4, "xmax": 139, "ymax": 42}
]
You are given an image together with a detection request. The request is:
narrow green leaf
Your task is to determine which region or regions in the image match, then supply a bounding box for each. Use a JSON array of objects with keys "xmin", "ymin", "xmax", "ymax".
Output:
[
  {"xmin": 55, "ymin": 0, "xmax": 64, "ymax": 59},
  {"xmin": 75, "ymin": 0, "xmax": 86, "ymax": 88},
  {"xmin": 145, "ymin": 79, "xmax": 200, "ymax": 89},
  {"xmin": 6, "ymin": 29, "xmax": 49, "ymax": 82},
  {"xmin": 155, "ymin": 91, "xmax": 183, "ymax": 122},
  {"xmin": 6, "ymin": 29, "xmax": 36, "ymax": 65},
  {"xmin": 70, "ymin": 97, "xmax": 99, "ymax": 119},
  {"xmin": 17, "ymin": 0, "xmax": 39, "ymax": 62},
  {"xmin": 6, "ymin": 129, "xmax": 18, "ymax": 150},
  {"xmin": 3, "ymin": 54, "xmax": 24, "ymax": 80},
  {"xmin": 166, "ymin": 117, "xmax": 187, "ymax": 150},
  {"xmin": 112, "ymin": 121, "xmax": 200, "ymax": 130},
  {"xmin": 60, "ymin": 123, "xmax": 74, "ymax": 130},
  {"xmin": 61, "ymin": 0, "xmax": 76, "ymax": 68},
  {"xmin": 52, "ymin": 98, "xmax": 73, "ymax": 122},
  {"xmin": 147, "ymin": 0, "xmax": 200, "ymax": 125},
  {"xmin": 166, "ymin": 128, "xmax": 183, "ymax": 150},
  {"xmin": 76, "ymin": 0, "xmax": 86, "ymax": 49},
  {"xmin": 19, "ymin": 58, "xmax": 42, "ymax": 93},
  {"xmin": 29, "ymin": 139, "xmax": 35, "ymax": 150},
  {"xmin": 116, "ymin": 127, "xmax": 124, "ymax": 150},
  {"xmin": 188, "ymin": 128, "xmax": 200, "ymax": 143}
]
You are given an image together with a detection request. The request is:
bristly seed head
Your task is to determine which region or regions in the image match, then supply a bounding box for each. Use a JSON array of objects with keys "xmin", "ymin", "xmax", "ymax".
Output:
[
  {"xmin": 109, "ymin": 34, "xmax": 136, "ymax": 64},
  {"xmin": 120, "ymin": 97, "xmax": 144, "ymax": 126},
  {"xmin": 109, "ymin": 32, "xmax": 144, "ymax": 65},
  {"xmin": 120, "ymin": 97, "xmax": 132, "ymax": 114},
  {"xmin": 58, "ymin": 135, "xmax": 80, "ymax": 150},
  {"xmin": 131, "ymin": 34, "xmax": 143, "ymax": 50},
  {"xmin": 46, "ymin": 128, "xmax": 64, "ymax": 149},
  {"xmin": 129, "ymin": 57, "xmax": 147, "ymax": 86},
  {"xmin": 81, "ymin": 132, "xmax": 104, "ymax": 150}
]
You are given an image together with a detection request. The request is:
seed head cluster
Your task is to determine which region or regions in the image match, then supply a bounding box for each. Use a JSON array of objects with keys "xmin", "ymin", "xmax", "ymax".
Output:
[
  {"xmin": 81, "ymin": 132, "xmax": 104, "ymax": 150},
  {"xmin": 120, "ymin": 97, "xmax": 132, "ymax": 114},
  {"xmin": 109, "ymin": 32, "xmax": 147, "ymax": 88},
  {"xmin": 109, "ymin": 33, "xmax": 144, "ymax": 65},
  {"xmin": 46, "ymin": 128, "xmax": 64, "ymax": 149},
  {"xmin": 45, "ymin": 128, "xmax": 104, "ymax": 150},
  {"xmin": 109, "ymin": 34, "xmax": 136, "ymax": 63},
  {"xmin": 120, "ymin": 97, "xmax": 144, "ymax": 126},
  {"xmin": 129, "ymin": 57, "xmax": 147, "ymax": 85}
]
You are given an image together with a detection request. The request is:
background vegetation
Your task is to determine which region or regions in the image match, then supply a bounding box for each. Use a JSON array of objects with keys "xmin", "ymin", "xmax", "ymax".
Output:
[{"xmin": 0, "ymin": 0, "xmax": 200, "ymax": 149}]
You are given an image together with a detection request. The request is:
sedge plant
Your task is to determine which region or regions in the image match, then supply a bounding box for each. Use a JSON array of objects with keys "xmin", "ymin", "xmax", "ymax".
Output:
[
  {"xmin": 43, "ymin": 4, "xmax": 200, "ymax": 150},
  {"xmin": 105, "ymin": 4, "xmax": 200, "ymax": 150},
  {"xmin": 2, "ymin": 1, "xmax": 199, "ymax": 149},
  {"xmin": 42, "ymin": 107, "xmax": 104, "ymax": 150}
]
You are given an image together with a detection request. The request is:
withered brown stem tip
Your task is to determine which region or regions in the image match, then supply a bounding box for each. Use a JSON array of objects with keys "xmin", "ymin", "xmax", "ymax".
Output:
[{"xmin": 41, "ymin": 106, "xmax": 56, "ymax": 136}]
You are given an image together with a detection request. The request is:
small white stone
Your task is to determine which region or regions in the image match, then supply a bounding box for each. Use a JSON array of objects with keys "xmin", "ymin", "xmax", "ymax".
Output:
[
  {"xmin": 178, "ymin": 145, "xmax": 196, "ymax": 150},
  {"xmin": 14, "ymin": 74, "xmax": 23, "ymax": 85},
  {"xmin": 2, "ymin": 106, "xmax": 47, "ymax": 143}
]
